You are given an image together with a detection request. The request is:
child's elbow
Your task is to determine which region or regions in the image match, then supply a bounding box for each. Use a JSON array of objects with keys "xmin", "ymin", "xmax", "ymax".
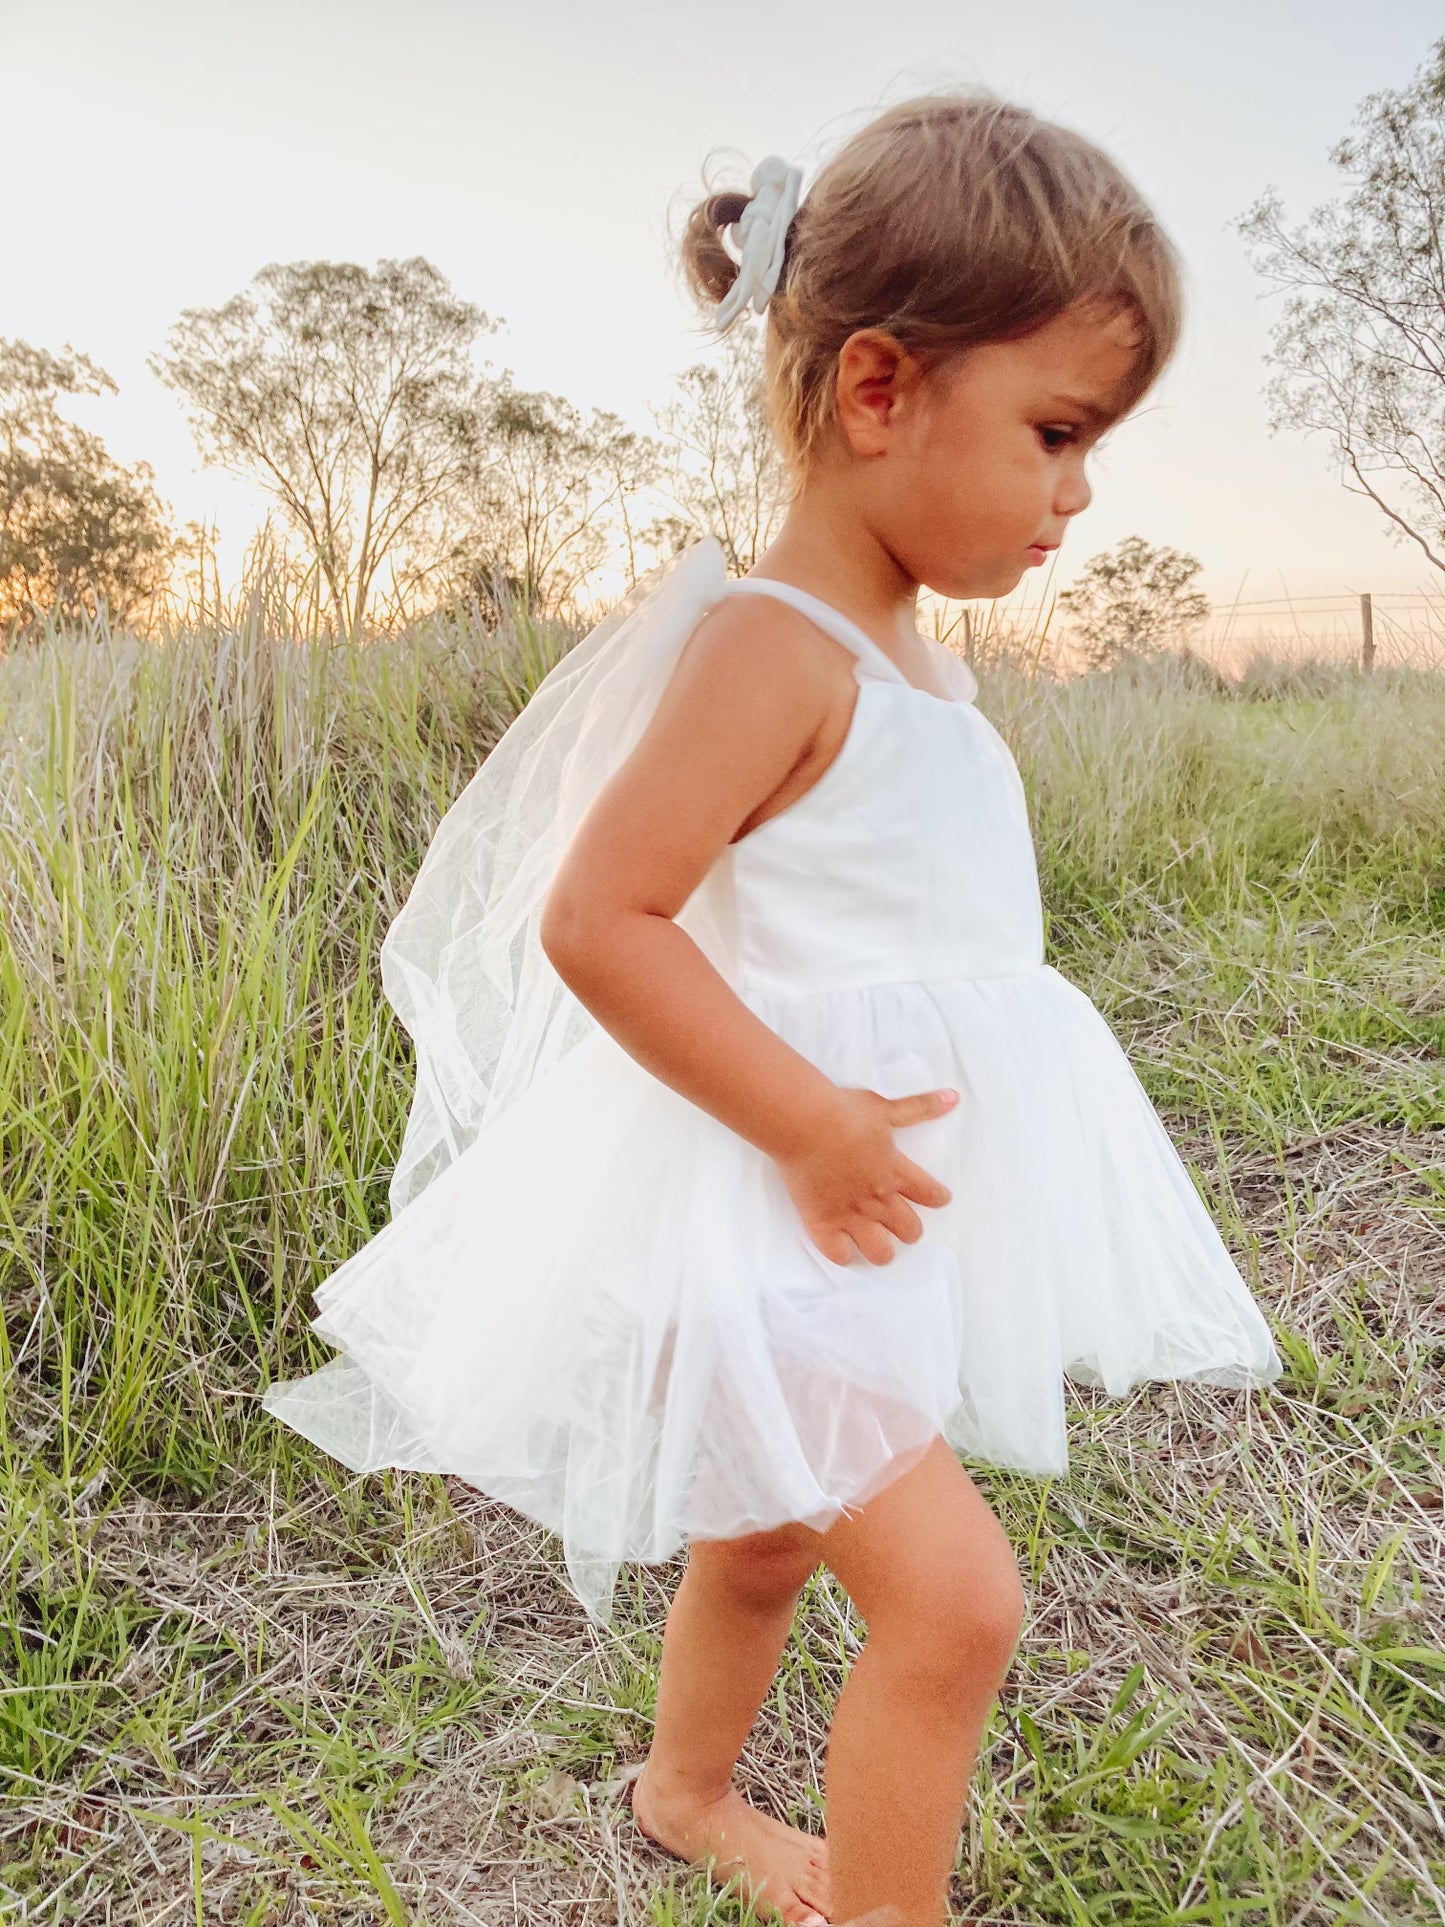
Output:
[{"xmin": 539, "ymin": 885, "xmax": 595, "ymax": 985}]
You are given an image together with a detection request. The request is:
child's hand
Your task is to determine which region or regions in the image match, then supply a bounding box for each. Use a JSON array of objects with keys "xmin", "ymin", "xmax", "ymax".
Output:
[{"xmin": 775, "ymin": 1085, "xmax": 957, "ymax": 1267}]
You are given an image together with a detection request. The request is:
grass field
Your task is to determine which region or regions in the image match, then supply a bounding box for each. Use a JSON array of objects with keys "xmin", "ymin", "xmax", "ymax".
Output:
[{"xmin": 2, "ymin": 604, "xmax": 1443, "ymax": 1925}]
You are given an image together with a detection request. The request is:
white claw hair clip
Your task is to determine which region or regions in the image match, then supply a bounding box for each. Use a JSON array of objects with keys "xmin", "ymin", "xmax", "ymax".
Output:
[{"xmin": 711, "ymin": 155, "xmax": 803, "ymax": 330}]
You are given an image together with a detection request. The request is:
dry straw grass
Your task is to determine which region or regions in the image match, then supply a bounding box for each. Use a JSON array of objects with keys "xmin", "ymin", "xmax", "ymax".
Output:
[{"xmin": 1, "ymin": 600, "xmax": 1442, "ymax": 1924}]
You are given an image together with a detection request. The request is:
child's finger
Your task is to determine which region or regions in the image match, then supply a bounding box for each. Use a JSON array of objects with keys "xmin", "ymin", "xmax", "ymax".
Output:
[
  {"xmin": 894, "ymin": 1153, "xmax": 952, "ymax": 1209},
  {"xmin": 883, "ymin": 1086, "xmax": 959, "ymax": 1127},
  {"xmin": 810, "ymin": 1222, "xmax": 855, "ymax": 1265},
  {"xmin": 876, "ymin": 1196, "xmax": 924, "ymax": 1245}
]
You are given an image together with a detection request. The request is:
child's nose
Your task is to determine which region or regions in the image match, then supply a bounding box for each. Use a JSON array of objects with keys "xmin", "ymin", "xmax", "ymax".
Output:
[{"xmin": 1055, "ymin": 460, "xmax": 1092, "ymax": 518}]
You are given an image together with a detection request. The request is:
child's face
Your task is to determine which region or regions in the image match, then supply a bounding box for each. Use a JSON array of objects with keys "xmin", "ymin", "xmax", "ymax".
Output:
[{"xmin": 839, "ymin": 298, "xmax": 1146, "ymax": 602}]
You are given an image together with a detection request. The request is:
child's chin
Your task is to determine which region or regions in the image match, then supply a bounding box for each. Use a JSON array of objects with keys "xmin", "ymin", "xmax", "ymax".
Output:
[
  {"xmin": 929, "ymin": 561, "xmax": 1025, "ymax": 601},
  {"xmin": 975, "ymin": 561, "xmax": 1030, "ymax": 599}
]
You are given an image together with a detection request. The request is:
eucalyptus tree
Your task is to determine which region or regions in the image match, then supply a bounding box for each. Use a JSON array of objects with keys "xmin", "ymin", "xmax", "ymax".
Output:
[
  {"xmin": 458, "ymin": 380, "xmax": 660, "ymax": 618},
  {"xmin": 154, "ymin": 257, "xmax": 494, "ymax": 633},
  {"xmin": 0, "ymin": 339, "xmax": 173, "ymax": 629},
  {"xmin": 1058, "ymin": 537, "xmax": 1210, "ymax": 669}
]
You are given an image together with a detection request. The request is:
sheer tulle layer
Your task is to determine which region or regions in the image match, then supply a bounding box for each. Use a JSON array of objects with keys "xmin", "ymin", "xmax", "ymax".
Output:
[{"xmin": 262, "ymin": 963, "xmax": 1280, "ymax": 1624}]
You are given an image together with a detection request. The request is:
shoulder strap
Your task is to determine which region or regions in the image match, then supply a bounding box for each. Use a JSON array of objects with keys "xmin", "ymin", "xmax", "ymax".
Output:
[{"xmin": 723, "ymin": 576, "xmax": 911, "ymax": 688}]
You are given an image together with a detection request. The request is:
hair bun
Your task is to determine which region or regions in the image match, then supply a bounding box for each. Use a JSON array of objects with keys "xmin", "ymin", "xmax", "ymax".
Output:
[
  {"xmin": 681, "ymin": 190, "xmax": 752, "ymax": 311},
  {"xmin": 681, "ymin": 158, "xmax": 802, "ymax": 329}
]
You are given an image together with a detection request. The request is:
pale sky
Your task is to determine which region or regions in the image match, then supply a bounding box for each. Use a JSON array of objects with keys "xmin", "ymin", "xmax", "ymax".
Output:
[{"xmin": 4, "ymin": 0, "xmax": 1440, "ymax": 613}]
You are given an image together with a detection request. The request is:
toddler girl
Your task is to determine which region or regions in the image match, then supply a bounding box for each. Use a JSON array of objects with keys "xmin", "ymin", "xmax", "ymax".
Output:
[{"xmin": 265, "ymin": 89, "xmax": 1281, "ymax": 1927}]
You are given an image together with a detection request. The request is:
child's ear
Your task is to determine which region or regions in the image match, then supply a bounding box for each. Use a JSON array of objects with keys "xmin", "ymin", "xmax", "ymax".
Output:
[{"xmin": 834, "ymin": 329, "xmax": 921, "ymax": 457}]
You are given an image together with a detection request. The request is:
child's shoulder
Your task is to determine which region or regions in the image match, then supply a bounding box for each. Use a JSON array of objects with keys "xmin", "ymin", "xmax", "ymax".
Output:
[{"xmin": 674, "ymin": 585, "xmax": 860, "ymax": 714}]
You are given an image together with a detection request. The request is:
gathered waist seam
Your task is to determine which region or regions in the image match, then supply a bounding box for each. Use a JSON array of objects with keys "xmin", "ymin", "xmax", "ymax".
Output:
[{"xmin": 740, "ymin": 961, "xmax": 1051, "ymax": 1000}]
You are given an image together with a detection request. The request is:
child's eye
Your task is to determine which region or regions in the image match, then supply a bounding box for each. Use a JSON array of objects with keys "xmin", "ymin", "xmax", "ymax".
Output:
[{"xmin": 1037, "ymin": 425, "xmax": 1076, "ymax": 452}]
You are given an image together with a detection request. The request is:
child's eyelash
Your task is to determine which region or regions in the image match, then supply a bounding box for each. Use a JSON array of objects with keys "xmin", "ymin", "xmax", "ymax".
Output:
[{"xmin": 1037, "ymin": 426, "xmax": 1076, "ymax": 451}]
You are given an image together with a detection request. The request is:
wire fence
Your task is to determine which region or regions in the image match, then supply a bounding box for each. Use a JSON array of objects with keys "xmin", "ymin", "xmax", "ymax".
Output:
[
  {"xmin": 927, "ymin": 585, "xmax": 1445, "ymax": 679},
  {"xmin": 1190, "ymin": 590, "xmax": 1444, "ymax": 674}
]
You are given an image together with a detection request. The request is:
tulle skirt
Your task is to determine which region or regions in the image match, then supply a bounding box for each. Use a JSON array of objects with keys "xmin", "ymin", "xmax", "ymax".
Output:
[{"xmin": 263, "ymin": 964, "xmax": 1281, "ymax": 1623}]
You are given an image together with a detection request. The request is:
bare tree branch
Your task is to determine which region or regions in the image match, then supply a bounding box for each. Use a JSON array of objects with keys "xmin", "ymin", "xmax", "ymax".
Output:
[
  {"xmin": 648, "ymin": 327, "xmax": 791, "ymax": 574},
  {"xmin": 1235, "ymin": 40, "xmax": 1445, "ymax": 578}
]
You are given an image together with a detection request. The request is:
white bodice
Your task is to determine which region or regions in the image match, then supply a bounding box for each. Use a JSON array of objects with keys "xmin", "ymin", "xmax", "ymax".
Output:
[{"xmin": 718, "ymin": 580, "xmax": 1045, "ymax": 998}]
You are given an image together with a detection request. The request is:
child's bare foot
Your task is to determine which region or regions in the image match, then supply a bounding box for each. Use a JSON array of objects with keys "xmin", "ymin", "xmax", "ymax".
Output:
[{"xmin": 630, "ymin": 1762, "xmax": 831, "ymax": 1924}]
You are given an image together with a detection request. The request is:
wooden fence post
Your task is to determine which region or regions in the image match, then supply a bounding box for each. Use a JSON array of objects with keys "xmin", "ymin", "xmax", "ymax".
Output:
[{"xmin": 1360, "ymin": 593, "xmax": 1375, "ymax": 673}]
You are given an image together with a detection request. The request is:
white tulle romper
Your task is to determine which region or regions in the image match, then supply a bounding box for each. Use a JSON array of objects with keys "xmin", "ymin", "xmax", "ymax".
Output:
[{"xmin": 264, "ymin": 572, "xmax": 1282, "ymax": 1623}]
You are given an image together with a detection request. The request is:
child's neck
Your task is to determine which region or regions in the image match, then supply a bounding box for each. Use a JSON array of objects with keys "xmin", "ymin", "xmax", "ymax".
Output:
[{"xmin": 748, "ymin": 489, "xmax": 929, "ymax": 667}]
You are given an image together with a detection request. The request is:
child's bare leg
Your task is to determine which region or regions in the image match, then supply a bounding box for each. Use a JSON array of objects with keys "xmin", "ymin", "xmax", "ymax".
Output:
[
  {"xmin": 634, "ymin": 1524, "xmax": 830, "ymax": 1924},
  {"xmin": 818, "ymin": 1437, "xmax": 1024, "ymax": 1927}
]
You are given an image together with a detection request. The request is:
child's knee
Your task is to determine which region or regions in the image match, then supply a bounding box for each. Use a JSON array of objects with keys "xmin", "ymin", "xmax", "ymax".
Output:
[
  {"xmin": 691, "ymin": 1527, "xmax": 819, "ymax": 1615},
  {"xmin": 884, "ymin": 1555, "xmax": 1025, "ymax": 1701},
  {"xmin": 967, "ymin": 1564, "xmax": 1027, "ymax": 1676}
]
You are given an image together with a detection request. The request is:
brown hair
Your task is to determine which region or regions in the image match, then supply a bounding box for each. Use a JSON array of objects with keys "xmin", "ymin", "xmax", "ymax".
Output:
[{"xmin": 680, "ymin": 90, "xmax": 1183, "ymax": 476}]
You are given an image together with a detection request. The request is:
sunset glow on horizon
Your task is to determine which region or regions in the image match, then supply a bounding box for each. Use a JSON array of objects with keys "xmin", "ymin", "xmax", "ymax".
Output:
[{"xmin": 6, "ymin": 0, "xmax": 1441, "ymax": 631}]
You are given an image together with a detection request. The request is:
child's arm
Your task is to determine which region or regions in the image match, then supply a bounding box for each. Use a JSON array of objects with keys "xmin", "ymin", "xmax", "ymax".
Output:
[{"xmin": 540, "ymin": 595, "xmax": 956, "ymax": 1267}]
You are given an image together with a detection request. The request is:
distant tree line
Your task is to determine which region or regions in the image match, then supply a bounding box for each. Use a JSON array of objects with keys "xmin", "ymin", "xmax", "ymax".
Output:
[
  {"xmin": 1, "ymin": 258, "xmax": 789, "ymax": 640},
  {"xmin": 0, "ymin": 287, "xmax": 1212, "ymax": 667},
  {"xmin": 3, "ymin": 35, "xmax": 1440, "ymax": 652}
]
